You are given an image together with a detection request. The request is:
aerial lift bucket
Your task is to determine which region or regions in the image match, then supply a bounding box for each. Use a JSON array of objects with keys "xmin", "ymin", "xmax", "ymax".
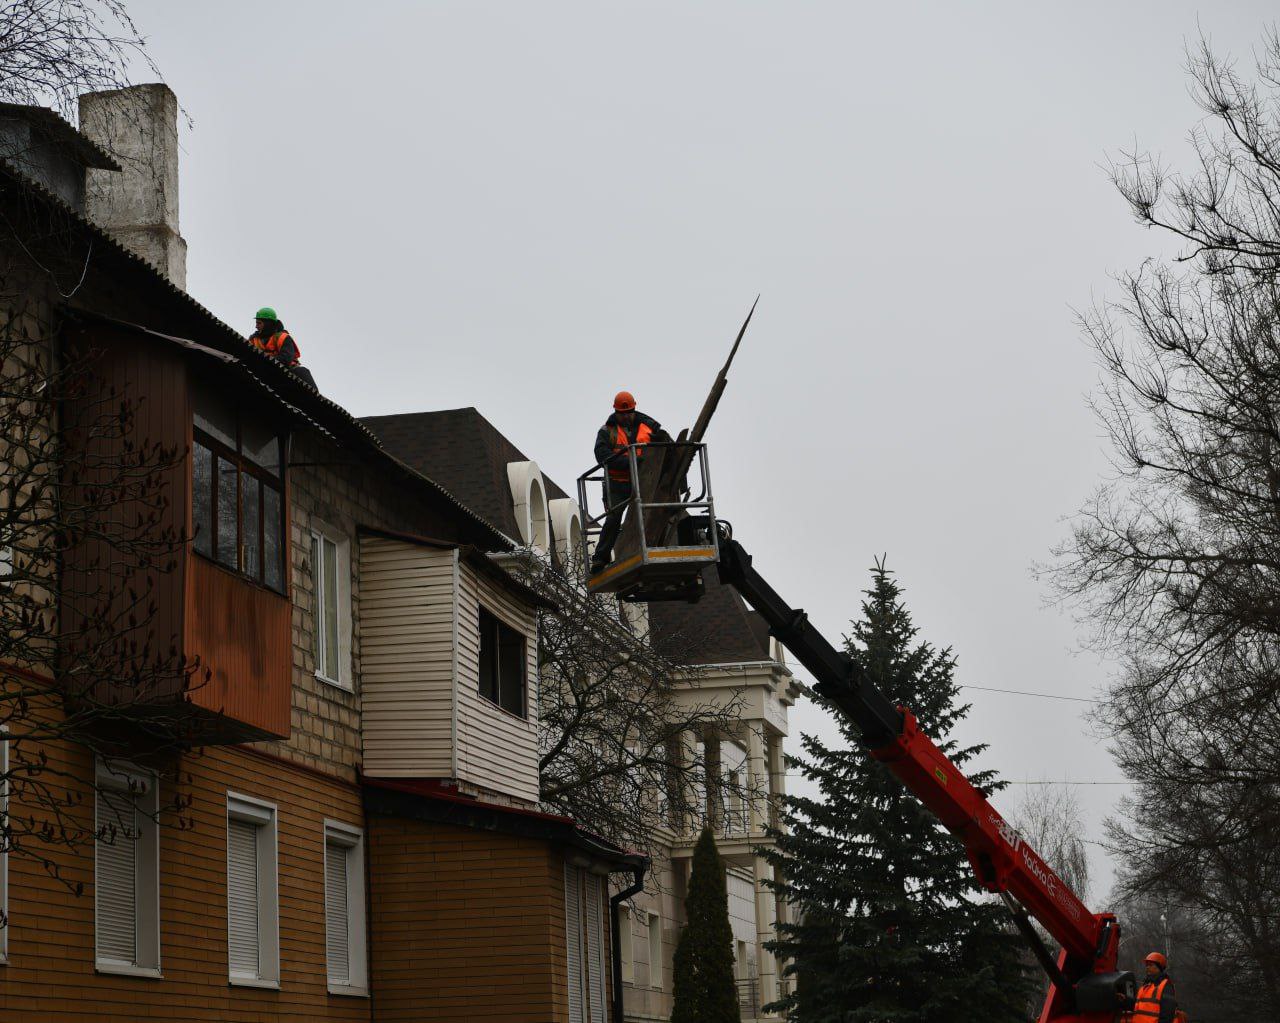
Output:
[{"xmin": 577, "ymin": 438, "xmax": 719, "ymax": 602}]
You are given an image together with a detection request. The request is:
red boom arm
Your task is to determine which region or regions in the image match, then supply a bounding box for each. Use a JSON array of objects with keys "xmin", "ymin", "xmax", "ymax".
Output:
[{"xmin": 714, "ymin": 537, "xmax": 1133, "ymax": 1022}]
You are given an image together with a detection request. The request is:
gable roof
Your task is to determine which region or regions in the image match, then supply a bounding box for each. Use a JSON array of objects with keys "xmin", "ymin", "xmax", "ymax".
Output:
[{"xmin": 360, "ymin": 407, "xmax": 570, "ymax": 542}]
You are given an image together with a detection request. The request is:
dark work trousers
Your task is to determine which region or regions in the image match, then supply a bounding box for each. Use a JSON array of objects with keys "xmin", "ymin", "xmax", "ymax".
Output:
[{"xmin": 594, "ymin": 479, "xmax": 633, "ymax": 565}]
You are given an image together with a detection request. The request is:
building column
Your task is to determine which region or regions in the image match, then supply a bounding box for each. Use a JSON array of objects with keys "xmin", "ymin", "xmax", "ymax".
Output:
[
  {"xmin": 746, "ymin": 723, "xmax": 768, "ymax": 834},
  {"xmin": 767, "ymin": 730, "xmax": 785, "ymax": 830},
  {"xmin": 752, "ymin": 853, "xmax": 779, "ymax": 1012}
]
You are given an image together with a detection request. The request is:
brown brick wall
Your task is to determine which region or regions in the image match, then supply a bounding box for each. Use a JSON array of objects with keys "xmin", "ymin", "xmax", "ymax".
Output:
[
  {"xmin": 368, "ymin": 816, "xmax": 610, "ymax": 1023},
  {"xmin": 1, "ymin": 732, "xmax": 369, "ymax": 1022}
]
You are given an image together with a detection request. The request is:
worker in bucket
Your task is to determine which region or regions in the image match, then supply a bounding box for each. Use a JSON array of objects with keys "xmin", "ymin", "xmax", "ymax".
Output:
[
  {"xmin": 249, "ymin": 307, "xmax": 316, "ymax": 387},
  {"xmin": 590, "ymin": 391, "xmax": 660, "ymax": 573},
  {"xmin": 1123, "ymin": 951, "xmax": 1178, "ymax": 1022}
]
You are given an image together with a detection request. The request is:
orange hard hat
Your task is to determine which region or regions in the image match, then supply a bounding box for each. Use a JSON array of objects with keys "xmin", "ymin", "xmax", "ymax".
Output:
[
  {"xmin": 613, "ymin": 391, "xmax": 636, "ymax": 411},
  {"xmin": 1144, "ymin": 952, "xmax": 1167, "ymax": 969}
]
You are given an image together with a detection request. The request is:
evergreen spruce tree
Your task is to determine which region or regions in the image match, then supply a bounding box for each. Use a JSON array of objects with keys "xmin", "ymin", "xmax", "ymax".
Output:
[
  {"xmin": 763, "ymin": 565, "xmax": 1034, "ymax": 1022},
  {"xmin": 671, "ymin": 826, "xmax": 741, "ymax": 1023}
]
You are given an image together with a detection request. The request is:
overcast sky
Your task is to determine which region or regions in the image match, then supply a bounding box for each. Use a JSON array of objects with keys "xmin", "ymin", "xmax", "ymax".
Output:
[{"xmin": 125, "ymin": 1, "xmax": 1279, "ymax": 900}]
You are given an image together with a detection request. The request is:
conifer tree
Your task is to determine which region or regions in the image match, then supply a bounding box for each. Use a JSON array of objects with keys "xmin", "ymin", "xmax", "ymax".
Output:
[
  {"xmin": 763, "ymin": 565, "xmax": 1033, "ymax": 1022},
  {"xmin": 671, "ymin": 826, "xmax": 741, "ymax": 1023}
]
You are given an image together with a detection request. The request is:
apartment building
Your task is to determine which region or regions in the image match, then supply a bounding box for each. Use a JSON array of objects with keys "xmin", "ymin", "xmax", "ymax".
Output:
[
  {"xmin": 0, "ymin": 86, "xmax": 635, "ymax": 1022},
  {"xmin": 361, "ymin": 409, "xmax": 800, "ymax": 1023}
]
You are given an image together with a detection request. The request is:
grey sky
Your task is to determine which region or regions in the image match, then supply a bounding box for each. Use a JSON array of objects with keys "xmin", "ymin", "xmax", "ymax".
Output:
[{"xmin": 126, "ymin": 1, "xmax": 1278, "ymax": 900}]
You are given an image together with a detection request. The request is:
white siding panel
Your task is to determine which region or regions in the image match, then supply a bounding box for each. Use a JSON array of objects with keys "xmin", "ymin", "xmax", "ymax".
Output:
[
  {"xmin": 454, "ymin": 562, "xmax": 541, "ymax": 803},
  {"xmin": 359, "ymin": 537, "xmax": 457, "ymax": 777}
]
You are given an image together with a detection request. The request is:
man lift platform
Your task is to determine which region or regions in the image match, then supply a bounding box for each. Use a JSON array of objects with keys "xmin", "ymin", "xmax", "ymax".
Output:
[{"xmin": 578, "ymin": 300, "xmax": 1138, "ymax": 1023}]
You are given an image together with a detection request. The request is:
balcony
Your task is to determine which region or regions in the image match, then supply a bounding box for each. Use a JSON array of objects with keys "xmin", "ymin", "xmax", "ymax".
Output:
[{"xmin": 58, "ymin": 320, "xmax": 292, "ymax": 744}]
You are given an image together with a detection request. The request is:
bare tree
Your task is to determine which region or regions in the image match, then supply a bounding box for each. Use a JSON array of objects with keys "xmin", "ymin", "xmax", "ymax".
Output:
[
  {"xmin": 1011, "ymin": 783, "xmax": 1090, "ymax": 903},
  {"xmin": 0, "ymin": 0, "xmax": 158, "ymax": 118},
  {"xmin": 0, "ymin": 259, "xmax": 198, "ymax": 907},
  {"xmin": 1051, "ymin": 31, "xmax": 1280, "ymax": 1017},
  {"xmin": 512, "ymin": 558, "xmax": 756, "ymax": 868}
]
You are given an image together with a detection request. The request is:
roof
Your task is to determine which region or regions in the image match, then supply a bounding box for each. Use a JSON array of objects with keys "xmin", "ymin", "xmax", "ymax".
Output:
[
  {"xmin": 362, "ymin": 776, "xmax": 646, "ymax": 871},
  {"xmin": 649, "ymin": 568, "xmax": 775, "ymax": 665},
  {"xmin": 361, "ymin": 408, "xmax": 571, "ymax": 541},
  {"xmin": 0, "ymin": 155, "xmax": 510, "ymax": 551},
  {"xmin": 0, "ymin": 102, "xmax": 121, "ymax": 170}
]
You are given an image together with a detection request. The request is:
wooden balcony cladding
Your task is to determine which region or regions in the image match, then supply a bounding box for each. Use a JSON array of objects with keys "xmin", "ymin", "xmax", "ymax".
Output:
[
  {"xmin": 58, "ymin": 323, "xmax": 190, "ymax": 710},
  {"xmin": 184, "ymin": 551, "xmax": 291, "ymax": 738},
  {"xmin": 58, "ymin": 321, "xmax": 292, "ymax": 743}
]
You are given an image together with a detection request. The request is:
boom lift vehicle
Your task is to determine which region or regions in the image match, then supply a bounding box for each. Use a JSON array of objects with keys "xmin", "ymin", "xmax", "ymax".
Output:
[{"xmin": 576, "ymin": 305, "xmax": 1137, "ymax": 1023}]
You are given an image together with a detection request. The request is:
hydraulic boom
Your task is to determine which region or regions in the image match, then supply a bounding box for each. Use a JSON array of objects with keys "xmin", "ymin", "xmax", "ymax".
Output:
[{"xmin": 714, "ymin": 536, "xmax": 1134, "ymax": 1023}]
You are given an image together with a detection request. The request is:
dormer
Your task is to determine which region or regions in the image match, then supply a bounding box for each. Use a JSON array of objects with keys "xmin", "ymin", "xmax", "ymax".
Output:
[
  {"xmin": 358, "ymin": 529, "xmax": 555, "ymax": 806},
  {"xmin": 507, "ymin": 459, "xmax": 550, "ymax": 554}
]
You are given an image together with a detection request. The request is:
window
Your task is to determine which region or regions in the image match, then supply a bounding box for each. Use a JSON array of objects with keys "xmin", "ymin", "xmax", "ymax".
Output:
[
  {"xmin": 310, "ymin": 527, "xmax": 351, "ymax": 689},
  {"xmin": 648, "ymin": 912, "xmax": 662, "ymax": 989},
  {"xmin": 565, "ymin": 865, "xmax": 608, "ymax": 1023},
  {"xmin": 324, "ymin": 821, "xmax": 368, "ymax": 995},
  {"xmin": 478, "ymin": 607, "xmax": 526, "ymax": 717},
  {"xmin": 619, "ymin": 905, "xmax": 633, "ymax": 983},
  {"xmin": 226, "ymin": 793, "xmax": 279, "ymax": 987},
  {"xmin": 192, "ymin": 386, "xmax": 285, "ymax": 591},
  {"xmin": 95, "ymin": 759, "xmax": 160, "ymax": 976}
]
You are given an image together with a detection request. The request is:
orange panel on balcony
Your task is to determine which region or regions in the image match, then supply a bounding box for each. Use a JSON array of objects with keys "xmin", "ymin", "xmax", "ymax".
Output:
[{"xmin": 184, "ymin": 553, "xmax": 291, "ymax": 738}]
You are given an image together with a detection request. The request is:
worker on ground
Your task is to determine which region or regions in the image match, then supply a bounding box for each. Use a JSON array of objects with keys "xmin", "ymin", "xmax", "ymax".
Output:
[
  {"xmin": 249, "ymin": 307, "xmax": 316, "ymax": 387},
  {"xmin": 1122, "ymin": 952, "xmax": 1178, "ymax": 1023},
  {"xmin": 590, "ymin": 391, "xmax": 660, "ymax": 572}
]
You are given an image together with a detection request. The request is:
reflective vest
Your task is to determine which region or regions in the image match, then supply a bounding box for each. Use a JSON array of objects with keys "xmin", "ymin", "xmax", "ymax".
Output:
[
  {"xmin": 251, "ymin": 330, "xmax": 300, "ymax": 367},
  {"xmin": 1131, "ymin": 977, "xmax": 1170, "ymax": 1022},
  {"xmin": 608, "ymin": 419, "xmax": 653, "ymax": 482}
]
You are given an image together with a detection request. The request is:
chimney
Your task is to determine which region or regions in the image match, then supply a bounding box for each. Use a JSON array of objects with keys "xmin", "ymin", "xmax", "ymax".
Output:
[{"xmin": 78, "ymin": 84, "xmax": 187, "ymax": 289}]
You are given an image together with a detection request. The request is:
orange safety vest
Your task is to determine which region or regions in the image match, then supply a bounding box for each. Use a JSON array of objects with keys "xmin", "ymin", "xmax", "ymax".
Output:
[
  {"xmin": 609, "ymin": 419, "xmax": 653, "ymax": 482},
  {"xmin": 251, "ymin": 330, "xmax": 300, "ymax": 367},
  {"xmin": 1130, "ymin": 977, "xmax": 1171, "ymax": 1022}
]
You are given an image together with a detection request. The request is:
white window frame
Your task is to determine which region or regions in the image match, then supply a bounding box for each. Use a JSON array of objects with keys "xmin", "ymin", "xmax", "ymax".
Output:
[
  {"xmin": 648, "ymin": 910, "xmax": 662, "ymax": 989},
  {"xmin": 310, "ymin": 523, "xmax": 352, "ymax": 690},
  {"xmin": 94, "ymin": 757, "xmax": 161, "ymax": 978},
  {"xmin": 323, "ymin": 820, "xmax": 368, "ymax": 996},
  {"xmin": 226, "ymin": 792, "xmax": 280, "ymax": 988}
]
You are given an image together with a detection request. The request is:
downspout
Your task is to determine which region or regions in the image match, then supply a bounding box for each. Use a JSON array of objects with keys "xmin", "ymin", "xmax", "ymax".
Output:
[{"xmin": 610, "ymin": 861, "xmax": 648, "ymax": 1023}]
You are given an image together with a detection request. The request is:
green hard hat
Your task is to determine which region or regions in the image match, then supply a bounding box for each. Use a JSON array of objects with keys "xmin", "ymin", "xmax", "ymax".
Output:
[{"xmin": 255, "ymin": 306, "xmax": 278, "ymax": 321}]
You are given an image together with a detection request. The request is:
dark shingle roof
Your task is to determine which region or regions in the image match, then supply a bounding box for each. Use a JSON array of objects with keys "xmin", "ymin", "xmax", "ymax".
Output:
[
  {"xmin": 649, "ymin": 569, "xmax": 773, "ymax": 665},
  {"xmin": 360, "ymin": 408, "xmax": 569, "ymax": 542}
]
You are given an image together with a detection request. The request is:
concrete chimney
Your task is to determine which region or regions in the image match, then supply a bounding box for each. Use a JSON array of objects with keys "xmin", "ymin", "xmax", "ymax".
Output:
[{"xmin": 78, "ymin": 84, "xmax": 187, "ymax": 289}]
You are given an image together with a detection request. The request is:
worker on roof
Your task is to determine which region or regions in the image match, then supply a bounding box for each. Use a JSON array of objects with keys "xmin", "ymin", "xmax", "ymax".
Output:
[
  {"xmin": 249, "ymin": 307, "xmax": 316, "ymax": 387},
  {"xmin": 1122, "ymin": 952, "xmax": 1178, "ymax": 1023},
  {"xmin": 590, "ymin": 391, "xmax": 660, "ymax": 573}
]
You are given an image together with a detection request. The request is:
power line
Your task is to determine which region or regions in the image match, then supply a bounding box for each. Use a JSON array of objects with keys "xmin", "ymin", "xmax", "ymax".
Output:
[
  {"xmin": 783, "ymin": 773, "xmax": 1129, "ymax": 786},
  {"xmin": 959, "ymin": 685, "xmax": 1099, "ymax": 704}
]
